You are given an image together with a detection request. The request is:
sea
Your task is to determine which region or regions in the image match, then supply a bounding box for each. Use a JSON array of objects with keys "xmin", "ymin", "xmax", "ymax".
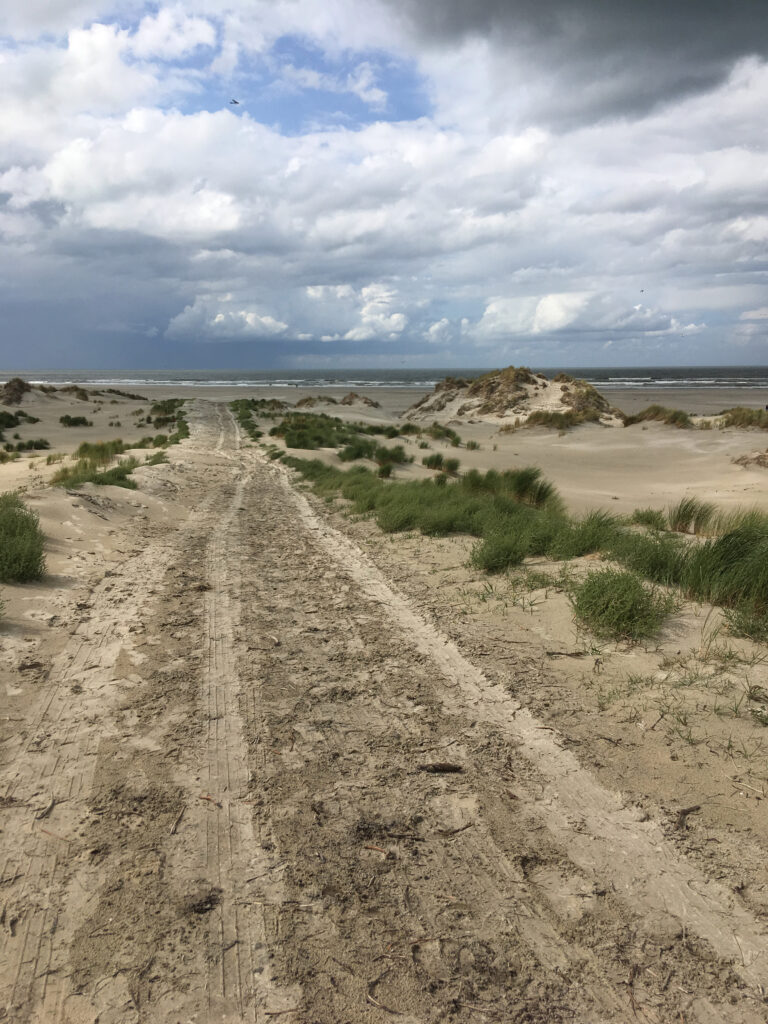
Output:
[{"xmin": 3, "ymin": 366, "xmax": 768, "ymax": 392}]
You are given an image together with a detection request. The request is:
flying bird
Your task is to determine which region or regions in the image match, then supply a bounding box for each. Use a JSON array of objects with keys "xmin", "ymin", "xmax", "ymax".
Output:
[{"xmin": 229, "ymin": 99, "xmax": 240, "ymax": 105}]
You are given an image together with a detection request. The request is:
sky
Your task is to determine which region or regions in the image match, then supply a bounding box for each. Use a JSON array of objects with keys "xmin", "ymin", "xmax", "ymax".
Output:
[{"xmin": 1, "ymin": 1, "xmax": 767, "ymax": 369}]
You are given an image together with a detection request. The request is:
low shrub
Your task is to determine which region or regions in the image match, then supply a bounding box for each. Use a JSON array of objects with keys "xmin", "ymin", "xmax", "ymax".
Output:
[
  {"xmin": 0, "ymin": 492, "xmax": 46, "ymax": 582},
  {"xmin": 60, "ymin": 415, "xmax": 93, "ymax": 427}
]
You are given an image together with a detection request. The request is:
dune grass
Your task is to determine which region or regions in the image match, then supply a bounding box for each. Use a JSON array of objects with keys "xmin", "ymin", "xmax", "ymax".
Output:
[
  {"xmin": 623, "ymin": 405, "xmax": 693, "ymax": 428},
  {"xmin": 52, "ymin": 440, "xmax": 135, "ymax": 488},
  {"xmin": 718, "ymin": 407, "xmax": 768, "ymax": 429},
  {"xmin": 0, "ymin": 492, "xmax": 46, "ymax": 582},
  {"xmin": 526, "ymin": 408, "xmax": 601, "ymax": 430},
  {"xmin": 230, "ymin": 399, "xmax": 265, "ymax": 440},
  {"xmin": 630, "ymin": 507, "xmax": 667, "ymax": 531},
  {"xmin": 282, "ymin": 455, "xmax": 768, "ymax": 641},
  {"xmin": 571, "ymin": 569, "xmax": 675, "ymax": 641},
  {"xmin": 668, "ymin": 496, "xmax": 717, "ymax": 534}
]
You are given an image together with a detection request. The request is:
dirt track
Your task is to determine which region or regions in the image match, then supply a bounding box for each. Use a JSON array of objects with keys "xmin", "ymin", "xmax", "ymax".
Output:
[{"xmin": 1, "ymin": 403, "xmax": 767, "ymax": 1023}]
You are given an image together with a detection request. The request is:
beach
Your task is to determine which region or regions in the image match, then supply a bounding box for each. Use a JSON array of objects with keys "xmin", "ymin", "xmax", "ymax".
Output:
[{"xmin": 1, "ymin": 381, "xmax": 768, "ymax": 1020}]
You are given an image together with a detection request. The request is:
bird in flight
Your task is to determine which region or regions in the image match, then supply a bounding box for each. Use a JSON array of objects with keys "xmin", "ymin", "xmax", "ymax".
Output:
[{"xmin": 230, "ymin": 99, "xmax": 240, "ymax": 105}]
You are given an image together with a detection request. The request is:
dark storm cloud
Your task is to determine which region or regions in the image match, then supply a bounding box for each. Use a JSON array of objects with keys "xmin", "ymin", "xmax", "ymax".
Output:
[{"xmin": 387, "ymin": 0, "xmax": 768, "ymax": 122}]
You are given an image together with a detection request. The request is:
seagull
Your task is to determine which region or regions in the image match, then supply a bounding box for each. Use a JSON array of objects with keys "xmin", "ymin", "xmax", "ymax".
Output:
[{"xmin": 230, "ymin": 98, "xmax": 240, "ymax": 105}]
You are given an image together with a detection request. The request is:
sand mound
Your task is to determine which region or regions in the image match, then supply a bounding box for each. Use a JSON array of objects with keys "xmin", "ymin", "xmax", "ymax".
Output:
[
  {"xmin": 406, "ymin": 367, "xmax": 621, "ymax": 428},
  {"xmin": 735, "ymin": 449, "xmax": 768, "ymax": 469},
  {"xmin": 295, "ymin": 395, "xmax": 339, "ymax": 408},
  {"xmin": 1, "ymin": 377, "xmax": 32, "ymax": 405},
  {"xmin": 339, "ymin": 392, "xmax": 381, "ymax": 408}
]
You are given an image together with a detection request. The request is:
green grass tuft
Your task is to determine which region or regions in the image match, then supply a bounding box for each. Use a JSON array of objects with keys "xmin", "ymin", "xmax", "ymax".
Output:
[
  {"xmin": 571, "ymin": 568, "xmax": 675, "ymax": 641},
  {"xmin": 630, "ymin": 507, "xmax": 667, "ymax": 531},
  {"xmin": 668, "ymin": 496, "xmax": 716, "ymax": 534}
]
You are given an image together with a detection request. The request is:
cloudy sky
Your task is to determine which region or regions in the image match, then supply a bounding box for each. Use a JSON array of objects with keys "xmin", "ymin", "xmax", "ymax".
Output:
[{"xmin": 1, "ymin": 1, "xmax": 767, "ymax": 369}]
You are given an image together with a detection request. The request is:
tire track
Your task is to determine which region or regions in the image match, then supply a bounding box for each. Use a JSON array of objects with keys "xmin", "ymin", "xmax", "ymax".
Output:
[{"xmin": 0, "ymin": 525, "xmax": 177, "ymax": 1021}]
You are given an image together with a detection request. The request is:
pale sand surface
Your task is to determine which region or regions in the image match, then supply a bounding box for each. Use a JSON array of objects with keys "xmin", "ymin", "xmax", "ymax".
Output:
[
  {"xmin": 2, "ymin": 399, "xmax": 768, "ymax": 1020},
  {"xmin": 601, "ymin": 385, "xmax": 768, "ymax": 416}
]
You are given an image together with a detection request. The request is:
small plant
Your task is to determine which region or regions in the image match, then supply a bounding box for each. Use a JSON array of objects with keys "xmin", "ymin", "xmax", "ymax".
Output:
[
  {"xmin": 724, "ymin": 604, "xmax": 768, "ymax": 644},
  {"xmin": 443, "ymin": 457, "xmax": 460, "ymax": 475},
  {"xmin": 145, "ymin": 450, "xmax": 168, "ymax": 466},
  {"xmin": 571, "ymin": 568, "xmax": 675, "ymax": 641},
  {"xmin": 0, "ymin": 492, "xmax": 46, "ymax": 582},
  {"xmin": 470, "ymin": 532, "xmax": 527, "ymax": 573},
  {"xmin": 465, "ymin": 440, "xmax": 480, "ymax": 450},
  {"xmin": 422, "ymin": 453, "xmax": 444, "ymax": 470}
]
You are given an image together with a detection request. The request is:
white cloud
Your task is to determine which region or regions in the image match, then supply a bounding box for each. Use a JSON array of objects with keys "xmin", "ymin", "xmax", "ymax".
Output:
[
  {"xmin": 343, "ymin": 283, "xmax": 407, "ymax": 341},
  {"xmin": 130, "ymin": 7, "xmax": 216, "ymax": 59},
  {"xmin": 166, "ymin": 296, "xmax": 288, "ymax": 339}
]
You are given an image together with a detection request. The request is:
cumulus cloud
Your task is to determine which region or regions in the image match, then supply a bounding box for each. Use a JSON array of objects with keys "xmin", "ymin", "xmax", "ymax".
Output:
[{"xmin": 166, "ymin": 296, "xmax": 288, "ymax": 339}]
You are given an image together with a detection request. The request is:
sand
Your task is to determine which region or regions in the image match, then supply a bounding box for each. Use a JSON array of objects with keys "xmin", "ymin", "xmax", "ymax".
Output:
[{"xmin": 1, "ymin": 387, "xmax": 768, "ymax": 1021}]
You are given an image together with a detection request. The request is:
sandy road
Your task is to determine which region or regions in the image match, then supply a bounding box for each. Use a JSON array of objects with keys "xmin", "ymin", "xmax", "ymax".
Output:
[{"xmin": 1, "ymin": 402, "xmax": 767, "ymax": 1023}]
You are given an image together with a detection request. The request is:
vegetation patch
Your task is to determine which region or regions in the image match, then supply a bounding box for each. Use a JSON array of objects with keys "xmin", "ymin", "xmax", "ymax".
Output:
[
  {"xmin": 60, "ymin": 415, "xmax": 93, "ymax": 427},
  {"xmin": 623, "ymin": 405, "xmax": 693, "ymax": 428},
  {"xmin": 526, "ymin": 408, "xmax": 601, "ymax": 430},
  {"xmin": 630, "ymin": 507, "xmax": 667, "ymax": 531},
  {"xmin": 571, "ymin": 568, "xmax": 675, "ymax": 641},
  {"xmin": 0, "ymin": 492, "xmax": 46, "ymax": 582},
  {"xmin": 718, "ymin": 407, "xmax": 768, "ymax": 429},
  {"xmin": 0, "ymin": 378, "xmax": 32, "ymax": 405}
]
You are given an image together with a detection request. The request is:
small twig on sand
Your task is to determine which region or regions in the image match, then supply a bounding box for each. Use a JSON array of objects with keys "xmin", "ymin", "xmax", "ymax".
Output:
[
  {"xmin": 199, "ymin": 794, "xmax": 222, "ymax": 808},
  {"xmin": 264, "ymin": 1008, "xmax": 299, "ymax": 1017},
  {"xmin": 169, "ymin": 807, "xmax": 185, "ymax": 835},
  {"xmin": 439, "ymin": 822, "xmax": 474, "ymax": 837},
  {"xmin": 418, "ymin": 762, "xmax": 463, "ymax": 774},
  {"xmin": 674, "ymin": 805, "xmax": 701, "ymax": 830}
]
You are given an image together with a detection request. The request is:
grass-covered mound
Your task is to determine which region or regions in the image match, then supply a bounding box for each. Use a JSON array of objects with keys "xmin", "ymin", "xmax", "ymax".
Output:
[
  {"xmin": 623, "ymin": 405, "xmax": 693, "ymax": 428},
  {"xmin": 719, "ymin": 407, "xmax": 768, "ymax": 429},
  {"xmin": 0, "ymin": 378, "xmax": 32, "ymax": 405},
  {"xmin": 0, "ymin": 492, "xmax": 46, "ymax": 582},
  {"xmin": 407, "ymin": 367, "xmax": 618, "ymax": 429}
]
